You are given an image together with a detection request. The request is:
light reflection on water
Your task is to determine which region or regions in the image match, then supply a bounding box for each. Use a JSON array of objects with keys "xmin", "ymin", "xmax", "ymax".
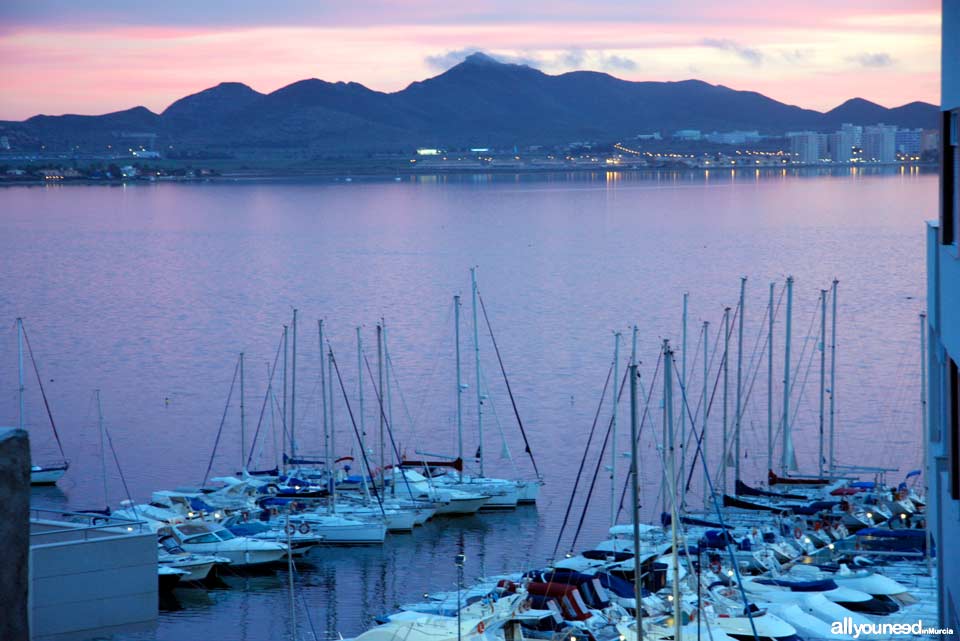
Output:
[{"xmin": 2, "ymin": 166, "xmax": 935, "ymax": 639}]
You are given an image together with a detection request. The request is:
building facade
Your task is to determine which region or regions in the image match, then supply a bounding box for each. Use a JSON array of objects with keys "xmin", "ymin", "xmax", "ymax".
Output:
[
  {"xmin": 926, "ymin": 0, "xmax": 960, "ymax": 630},
  {"xmin": 788, "ymin": 131, "xmax": 823, "ymax": 164},
  {"xmin": 862, "ymin": 124, "xmax": 897, "ymax": 162}
]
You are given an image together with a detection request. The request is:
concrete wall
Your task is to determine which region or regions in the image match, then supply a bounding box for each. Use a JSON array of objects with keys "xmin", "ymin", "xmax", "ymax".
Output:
[
  {"xmin": 0, "ymin": 428, "xmax": 30, "ymax": 641},
  {"xmin": 945, "ymin": 1, "xmax": 960, "ymax": 112},
  {"xmin": 30, "ymin": 522, "xmax": 157, "ymax": 640}
]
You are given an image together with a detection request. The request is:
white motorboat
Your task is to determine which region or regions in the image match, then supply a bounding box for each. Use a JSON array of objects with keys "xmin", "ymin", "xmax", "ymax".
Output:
[
  {"xmin": 30, "ymin": 463, "xmax": 69, "ymax": 485},
  {"xmin": 157, "ymin": 522, "xmax": 287, "ymax": 567},
  {"xmin": 287, "ymin": 513, "xmax": 388, "ymax": 544},
  {"xmin": 158, "ymin": 536, "xmax": 227, "ymax": 582}
]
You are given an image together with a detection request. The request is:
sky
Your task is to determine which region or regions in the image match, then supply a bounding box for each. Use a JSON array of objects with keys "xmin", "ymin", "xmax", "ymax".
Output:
[{"xmin": 0, "ymin": 0, "xmax": 940, "ymax": 121}]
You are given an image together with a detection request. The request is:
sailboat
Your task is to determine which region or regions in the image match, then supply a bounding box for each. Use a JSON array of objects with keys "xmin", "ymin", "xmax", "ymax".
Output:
[{"xmin": 14, "ymin": 318, "xmax": 69, "ymax": 485}]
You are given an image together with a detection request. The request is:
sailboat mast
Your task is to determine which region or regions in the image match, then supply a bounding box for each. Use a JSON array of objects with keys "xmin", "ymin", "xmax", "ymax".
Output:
[
  {"xmin": 663, "ymin": 340, "xmax": 681, "ymax": 641},
  {"xmin": 721, "ymin": 306, "xmax": 730, "ymax": 496},
  {"xmin": 328, "ymin": 349, "xmax": 337, "ymax": 513},
  {"xmin": 97, "ymin": 389, "xmax": 107, "ymax": 506},
  {"xmin": 920, "ymin": 312, "xmax": 931, "ymax": 575},
  {"xmin": 16, "ymin": 317, "xmax": 24, "ymax": 431},
  {"xmin": 471, "ymin": 267, "xmax": 484, "ymax": 477},
  {"xmin": 628, "ymin": 358, "xmax": 643, "ymax": 639},
  {"xmin": 819, "ymin": 290, "xmax": 827, "ymax": 478},
  {"xmin": 611, "ymin": 331, "xmax": 621, "ymax": 527},
  {"xmin": 356, "ymin": 326, "xmax": 366, "ymax": 465},
  {"xmin": 383, "ymin": 319, "xmax": 396, "ymax": 496},
  {"xmin": 282, "ymin": 325, "xmax": 288, "ymax": 472},
  {"xmin": 702, "ymin": 320, "xmax": 709, "ymax": 509},
  {"xmin": 377, "ymin": 323, "xmax": 385, "ymax": 476},
  {"xmin": 735, "ymin": 277, "xmax": 746, "ymax": 484},
  {"xmin": 767, "ymin": 282, "xmax": 774, "ymax": 477},
  {"xmin": 240, "ymin": 352, "xmax": 246, "ymax": 473},
  {"xmin": 680, "ymin": 293, "xmax": 688, "ymax": 511},
  {"xmin": 781, "ymin": 276, "xmax": 795, "ymax": 475},
  {"xmin": 291, "ymin": 309, "xmax": 298, "ymax": 460},
  {"xmin": 319, "ymin": 320, "xmax": 327, "ymax": 465},
  {"xmin": 829, "ymin": 279, "xmax": 838, "ymax": 476},
  {"xmin": 454, "ymin": 295, "xmax": 464, "ymax": 479}
]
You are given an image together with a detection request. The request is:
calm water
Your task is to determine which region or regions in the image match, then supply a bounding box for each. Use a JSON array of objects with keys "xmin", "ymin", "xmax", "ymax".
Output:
[{"xmin": 0, "ymin": 167, "xmax": 935, "ymax": 640}]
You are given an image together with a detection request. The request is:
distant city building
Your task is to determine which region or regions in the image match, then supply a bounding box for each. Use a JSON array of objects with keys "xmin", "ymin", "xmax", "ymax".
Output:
[
  {"xmin": 704, "ymin": 130, "xmax": 761, "ymax": 144},
  {"xmin": 921, "ymin": 129, "xmax": 941, "ymax": 152},
  {"xmin": 827, "ymin": 130, "xmax": 855, "ymax": 163},
  {"xmin": 841, "ymin": 123, "xmax": 863, "ymax": 147},
  {"xmin": 861, "ymin": 124, "xmax": 898, "ymax": 162},
  {"xmin": 635, "ymin": 132, "xmax": 662, "ymax": 141},
  {"xmin": 0, "ymin": 136, "xmax": 9, "ymax": 150},
  {"xmin": 895, "ymin": 128, "xmax": 923, "ymax": 155},
  {"xmin": 131, "ymin": 150, "xmax": 161, "ymax": 159},
  {"xmin": 416, "ymin": 148, "xmax": 443, "ymax": 156},
  {"xmin": 672, "ymin": 129, "xmax": 702, "ymax": 141},
  {"xmin": 787, "ymin": 131, "xmax": 824, "ymax": 164}
]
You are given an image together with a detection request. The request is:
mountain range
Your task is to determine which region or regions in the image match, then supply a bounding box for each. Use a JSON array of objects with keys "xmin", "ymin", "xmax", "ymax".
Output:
[{"xmin": 0, "ymin": 52, "xmax": 939, "ymax": 155}]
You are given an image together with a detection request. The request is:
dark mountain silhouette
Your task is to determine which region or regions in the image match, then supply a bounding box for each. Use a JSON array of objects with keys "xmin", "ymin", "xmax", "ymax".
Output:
[{"xmin": 0, "ymin": 52, "xmax": 939, "ymax": 153}]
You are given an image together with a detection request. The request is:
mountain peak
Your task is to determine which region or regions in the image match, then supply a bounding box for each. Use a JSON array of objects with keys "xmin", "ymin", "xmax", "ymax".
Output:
[{"xmin": 462, "ymin": 52, "xmax": 503, "ymax": 66}]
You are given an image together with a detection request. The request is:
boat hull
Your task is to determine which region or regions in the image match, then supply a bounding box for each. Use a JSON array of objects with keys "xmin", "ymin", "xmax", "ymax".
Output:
[{"xmin": 30, "ymin": 463, "xmax": 68, "ymax": 485}]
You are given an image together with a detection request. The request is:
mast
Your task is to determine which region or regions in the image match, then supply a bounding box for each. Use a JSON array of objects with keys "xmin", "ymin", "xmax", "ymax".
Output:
[
  {"xmin": 17, "ymin": 318, "xmax": 24, "ymax": 431},
  {"xmin": 240, "ymin": 352, "xmax": 246, "ymax": 474},
  {"xmin": 920, "ymin": 312, "xmax": 931, "ymax": 575},
  {"xmin": 767, "ymin": 282, "xmax": 774, "ymax": 477},
  {"xmin": 383, "ymin": 319, "xmax": 396, "ymax": 496},
  {"xmin": 319, "ymin": 320, "xmax": 327, "ymax": 467},
  {"xmin": 629, "ymin": 359, "xmax": 643, "ymax": 641},
  {"xmin": 282, "ymin": 325, "xmax": 288, "ymax": 472},
  {"xmin": 97, "ymin": 389, "xmax": 107, "ymax": 506},
  {"xmin": 377, "ymin": 323, "xmax": 385, "ymax": 477},
  {"xmin": 471, "ymin": 267, "xmax": 484, "ymax": 477},
  {"xmin": 721, "ymin": 306, "xmax": 730, "ymax": 496},
  {"xmin": 818, "ymin": 289, "xmax": 827, "ymax": 478},
  {"xmin": 291, "ymin": 309, "xmax": 298, "ymax": 460},
  {"xmin": 782, "ymin": 276, "xmax": 795, "ymax": 474},
  {"xmin": 680, "ymin": 293, "xmax": 688, "ymax": 510},
  {"xmin": 702, "ymin": 321, "xmax": 709, "ymax": 509},
  {"xmin": 631, "ymin": 325, "xmax": 638, "ymax": 365},
  {"xmin": 828, "ymin": 279, "xmax": 838, "ymax": 476},
  {"xmin": 611, "ymin": 331, "xmax": 621, "ymax": 527},
  {"xmin": 735, "ymin": 278, "xmax": 745, "ymax": 484},
  {"xmin": 663, "ymin": 340, "xmax": 681, "ymax": 641},
  {"xmin": 328, "ymin": 349, "xmax": 337, "ymax": 513},
  {"xmin": 356, "ymin": 327, "xmax": 367, "ymax": 479},
  {"xmin": 455, "ymin": 295, "xmax": 464, "ymax": 480}
]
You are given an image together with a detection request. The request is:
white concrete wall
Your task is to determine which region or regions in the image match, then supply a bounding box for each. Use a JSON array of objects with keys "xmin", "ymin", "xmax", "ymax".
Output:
[{"xmin": 29, "ymin": 524, "xmax": 157, "ymax": 640}]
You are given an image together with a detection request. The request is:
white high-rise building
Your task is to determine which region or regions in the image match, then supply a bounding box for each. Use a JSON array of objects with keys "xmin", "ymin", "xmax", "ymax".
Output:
[
  {"xmin": 841, "ymin": 123, "xmax": 863, "ymax": 147},
  {"xmin": 788, "ymin": 131, "xmax": 823, "ymax": 164},
  {"xmin": 862, "ymin": 124, "xmax": 897, "ymax": 162}
]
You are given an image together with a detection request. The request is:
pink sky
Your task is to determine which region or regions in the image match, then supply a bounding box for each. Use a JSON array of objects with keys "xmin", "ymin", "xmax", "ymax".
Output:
[{"xmin": 0, "ymin": 1, "xmax": 940, "ymax": 120}]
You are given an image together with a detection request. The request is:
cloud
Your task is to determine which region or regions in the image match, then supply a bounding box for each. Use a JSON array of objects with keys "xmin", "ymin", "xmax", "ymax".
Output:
[
  {"xmin": 602, "ymin": 54, "xmax": 637, "ymax": 71},
  {"xmin": 700, "ymin": 38, "xmax": 764, "ymax": 65},
  {"xmin": 424, "ymin": 47, "xmax": 540, "ymax": 70},
  {"xmin": 780, "ymin": 49, "xmax": 810, "ymax": 64},
  {"xmin": 554, "ymin": 48, "xmax": 636, "ymax": 72},
  {"xmin": 848, "ymin": 52, "xmax": 894, "ymax": 67}
]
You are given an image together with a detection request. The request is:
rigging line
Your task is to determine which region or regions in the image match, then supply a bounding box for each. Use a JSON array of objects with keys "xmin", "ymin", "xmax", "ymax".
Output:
[
  {"xmin": 102, "ymin": 406, "xmax": 138, "ymax": 520},
  {"xmin": 202, "ymin": 356, "xmax": 241, "ymax": 487},
  {"xmin": 20, "ymin": 322, "xmax": 67, "ymax": 460},
  {"xmin": 476, "ymin": 289, "xmax": 541, "ymax": 478},
  {"xmin": 667, "ymin": 349, "xmax": 762, "ymax": 641},
  {"xmin": 246, "ymin": 330, "xmax": 285, "ymax": 469},
  {"xmin": 685, "ymin": 307, "xmax": 736, "ymax": 491},
  {"xmin": 715, "ymin": 283, "xmax": 782, "ymax": 470},
  {"xmin": 480, "ymin": 365, "xmax": 520, "ymax": 477},
  {"xmin": 771, "ymin": 287, "xmax": 824, "ymax": 446},
  {"xmin": 329, "ymin": 345, "xmax": 386, "ymax": 515},
  {"xmin": 614, "ymin": 351, "xmax": 663, "ymax": 522},
  {"xmin": 551, "ymin": 358, "xmax": 614, "ymax": 562},
  {"xmin": 361, "ymin": 352, "xmax": 418, "ymax": 500},
  {"xmin": 568, "ymin": 364, "xmax": 630, "ymax": 553}
]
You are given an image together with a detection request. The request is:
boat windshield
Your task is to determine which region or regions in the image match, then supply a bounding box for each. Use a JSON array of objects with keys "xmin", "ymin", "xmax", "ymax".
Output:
[
  {"xmin": 184, "ymin": 533, "xmax": 220, "ymax": 544},
  {"xmin": 216, "ymin": 529, "xmax": 237, "ymax": 541}
]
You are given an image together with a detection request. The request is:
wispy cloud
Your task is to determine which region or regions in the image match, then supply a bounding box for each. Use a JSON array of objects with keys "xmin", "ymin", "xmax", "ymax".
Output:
[
  {"xmin": 700, "ymin": 38, "xmax": 764, "ymax": 65},
  {"xmin": 848, "ymin": 52, "xmax": 894, "ymax": 68},
  {"xmin": 424, "ymin": 47, "xmax": 540, "ymax": 70}
]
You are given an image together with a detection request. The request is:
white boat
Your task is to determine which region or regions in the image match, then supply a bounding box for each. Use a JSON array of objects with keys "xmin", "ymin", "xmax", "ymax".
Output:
[
  {"xmin": 30, "ymin": 463, "xmax": 69, "ymax": 485},
  {"xmin": 288, "ymin": 513, "xmax": 387, "ymax": 544},
  {"xmin": 392, "ymin": 469, "xmax": 490, "ymax": 514},
  {"xmin": 158, "ymin": 565, "xmax": 188, "ymax": 590},
  {"xmin": 158, "ymin": 536, "xmax": 226, "ymax": 582},
  {"xmin": 158, "ymin": 522, "xmax": 287, "ymax": 567}
]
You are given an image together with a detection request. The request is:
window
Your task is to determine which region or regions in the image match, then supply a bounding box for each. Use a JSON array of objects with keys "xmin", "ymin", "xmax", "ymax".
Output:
[
  {"xmin": 943, "ymin": 110, "xmax": 959, "ymax": 246},
  {"xmin": 185, "ymin": 533, "xmax": 219, "ymax": 544}
]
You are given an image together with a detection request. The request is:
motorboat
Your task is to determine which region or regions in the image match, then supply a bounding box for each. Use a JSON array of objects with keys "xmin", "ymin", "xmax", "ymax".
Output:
[{"xmin": 157, "ymin": 522, "xmax": 287, "ymax": 567}]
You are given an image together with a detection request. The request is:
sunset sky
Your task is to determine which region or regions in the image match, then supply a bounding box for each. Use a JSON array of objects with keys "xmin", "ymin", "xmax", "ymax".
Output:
[{"xmin": 0, "ymin": 0, "xmax": 940, "ymax": 121}]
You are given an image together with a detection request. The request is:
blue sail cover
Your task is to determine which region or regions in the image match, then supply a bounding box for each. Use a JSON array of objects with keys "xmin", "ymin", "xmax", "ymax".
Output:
[{"xmin": 755, "ymin": 578, "xmax": 839, "ymax": 592}]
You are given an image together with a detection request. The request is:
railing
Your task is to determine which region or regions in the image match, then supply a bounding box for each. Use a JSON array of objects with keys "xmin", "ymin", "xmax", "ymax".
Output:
[{"xmin": 30, "ymin": 506, "xmax": 152, "ymax": 542}]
